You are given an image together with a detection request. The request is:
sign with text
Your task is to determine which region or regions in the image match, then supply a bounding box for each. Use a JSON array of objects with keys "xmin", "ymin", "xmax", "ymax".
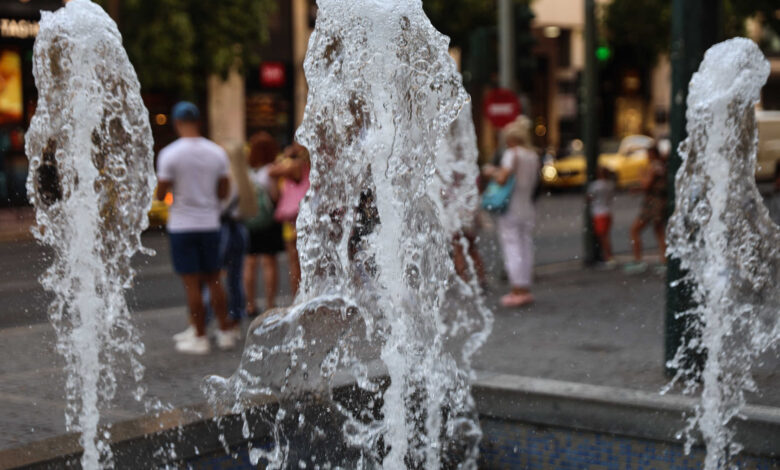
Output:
[
  {"xmin": 483, "ymin": 88, "xmax": 521, "ymax": 128},
  {"xmin": 0, "ymin": 19, "xmax": 39, "ymax": 39}
]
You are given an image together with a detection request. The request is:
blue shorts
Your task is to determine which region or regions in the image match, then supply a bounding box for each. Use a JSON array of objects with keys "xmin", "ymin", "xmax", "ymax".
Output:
[{"xmin": 168, "ymin": 231, "xmax": 221, "ymax": 275}]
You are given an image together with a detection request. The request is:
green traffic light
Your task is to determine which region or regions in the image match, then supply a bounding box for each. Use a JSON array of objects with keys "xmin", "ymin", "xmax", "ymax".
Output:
[{"xmin": 596, "ymin": 45, "xmax": 612, "ymax": 62}]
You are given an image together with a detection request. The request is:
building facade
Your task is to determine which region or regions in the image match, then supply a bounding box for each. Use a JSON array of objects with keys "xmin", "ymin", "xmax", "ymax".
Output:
[
  {"xmin": 528, "ymin": 0, "xmax": 780, "ymax": 156},
  {"xmin": 0, "ymin": 0, "xmax": 61, "ymax": 207},
  {"xmin": 207, "ymin": 0, "xmax": 314, "ymax": 149}
]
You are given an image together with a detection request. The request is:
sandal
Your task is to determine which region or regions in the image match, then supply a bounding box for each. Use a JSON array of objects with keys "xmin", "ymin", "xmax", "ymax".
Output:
[{"xmin": 500, "ymin": 293, "xmax": 534, "ymax": 308}]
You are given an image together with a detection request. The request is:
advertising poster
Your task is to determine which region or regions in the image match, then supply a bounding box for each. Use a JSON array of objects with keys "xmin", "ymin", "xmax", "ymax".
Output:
[{"xmin": 0, "ymin": 49, "xmax": 22, "ymax": 125}]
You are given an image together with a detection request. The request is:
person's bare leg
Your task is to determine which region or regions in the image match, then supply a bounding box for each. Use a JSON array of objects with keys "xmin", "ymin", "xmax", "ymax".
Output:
[
  {"xmin": 598, "ymin": 233, "xmax": 613, "ymax": 260},
  {"xmin": 654, "ymin": 222, "xmax": 667, "ymax": 263},
  {"xmin": 452, "ymin": 238, "xmax": 467, "ymax": 280},
  {"xmin": 286, "ymin": 241, "xmax": 301, "ymax": 297},
  {"xmin": 468, "ymin": 241, "xmax": 487, "ymax": 285},
  {"xmin": 510, "ymin": 286, "xmax": 531, "ymax": 296},
  {"xmin": 204, "ymin": 272, "xmax": 230, "ymax": 331},
  {"xmin": 453, "ymin": 233, "xmax": 486, "ymax": 286},
  {"xmin": 181, "ymin": 274, "xmax": 207, "ymax": 336},
  {"xmin": 260, "ymin": 254, "xmax": 278, "ymax": 310},
  {"xmin": 630, "ymin": 219, "xmax": 646, "ymax": 262},
  {"xmin": 243, "ymin": 255, "xmax": 258, "ymax": 315}
]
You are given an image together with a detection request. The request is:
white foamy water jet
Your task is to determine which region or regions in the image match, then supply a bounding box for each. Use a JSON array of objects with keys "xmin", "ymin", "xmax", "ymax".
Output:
[
  {"xmin": 206, "ymin": 1, "xmax": 492, "ymax": 468},
  {"xmin": 25, "ymin": 0, "xmax": 155, "ymax": 468},
  {"xmin": 666, "ymin": 38, "xmax": 779, "ymax": 470}
]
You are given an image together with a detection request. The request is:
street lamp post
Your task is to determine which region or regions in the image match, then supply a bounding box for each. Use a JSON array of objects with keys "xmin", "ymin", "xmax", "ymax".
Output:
[
  {"xmin": 498, "ymin": 0, "xmax": 515, "ymax": 91},
  {"xmin": 582, "ymin": 0, "xmax": 599, "ymax": 265},
  {"xmin": 664, "ymin": 0, "xmax": 722, "ymax": 376}
]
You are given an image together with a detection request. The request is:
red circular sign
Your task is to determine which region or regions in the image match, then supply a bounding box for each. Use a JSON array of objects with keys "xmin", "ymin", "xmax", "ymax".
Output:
[
  {"xmin": 483, "ymin": 88, "xmax": 521, "ymax": 128},
  {"xmin": 260, "ymin": 62, "xmax": 286, "ymax": 88}
]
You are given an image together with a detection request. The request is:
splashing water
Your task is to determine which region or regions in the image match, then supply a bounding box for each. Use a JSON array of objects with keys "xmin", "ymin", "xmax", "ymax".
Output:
[
  {"xmin": 666, "ymin": 38, "xmax": 779, "ymax": 470},
  {"xmin": 25, "ymin": 0, "xmax": 155, "ymax": 468},
  {"xmin": 206, "ymin": 1, "xmax": 492, "ymax": 468}
]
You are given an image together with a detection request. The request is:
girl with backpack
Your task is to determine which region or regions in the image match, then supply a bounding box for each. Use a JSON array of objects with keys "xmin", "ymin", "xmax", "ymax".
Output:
[{"xmin": 243, "ymin": 132, "xmax": 285, "ymax": 317}]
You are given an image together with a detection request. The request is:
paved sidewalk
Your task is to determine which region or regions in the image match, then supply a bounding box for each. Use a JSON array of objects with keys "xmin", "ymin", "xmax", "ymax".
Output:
[
  {"xmin": 0, "ymin": 259, "xmax": 777, "ymax": 452},
  {"xmin": 476, "ymin": 260, "xmax": 779, "ymax": 405}
]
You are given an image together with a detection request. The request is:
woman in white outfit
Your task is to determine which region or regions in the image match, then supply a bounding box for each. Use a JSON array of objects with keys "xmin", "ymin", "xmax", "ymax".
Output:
[{"xmin": 484, "ymin": 116, "xmax": 539, "ymax": 307}]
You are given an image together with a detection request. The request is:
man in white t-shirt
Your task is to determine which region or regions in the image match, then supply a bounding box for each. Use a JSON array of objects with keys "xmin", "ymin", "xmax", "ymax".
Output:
[{"xmin": 156, "ymin": 101, "xmax": 235, "ymax": 354}]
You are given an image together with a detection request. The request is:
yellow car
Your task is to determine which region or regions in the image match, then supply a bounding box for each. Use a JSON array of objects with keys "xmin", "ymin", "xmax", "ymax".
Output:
[
  {"xmin": 147, "ymin": 191, "xmax": 172, "ymax": 227},
  {"xmin": 541, "ymin": 154, "xmax": 587, "ymax": 188},
  {"xmin": 541, "ymin": 135, "xmax": 654, "ymax": 189}
]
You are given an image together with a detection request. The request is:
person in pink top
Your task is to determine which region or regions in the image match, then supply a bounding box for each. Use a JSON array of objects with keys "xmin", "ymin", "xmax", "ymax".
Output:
[{"xmin": 269, "ymin": 142, "xmax": 310, "ymax": 297}]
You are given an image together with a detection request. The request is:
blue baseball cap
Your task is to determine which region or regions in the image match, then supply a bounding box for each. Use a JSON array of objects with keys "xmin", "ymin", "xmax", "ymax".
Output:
[{"xmin": 171, "ymin": 101, "xmax": 200, "ymax": 122}]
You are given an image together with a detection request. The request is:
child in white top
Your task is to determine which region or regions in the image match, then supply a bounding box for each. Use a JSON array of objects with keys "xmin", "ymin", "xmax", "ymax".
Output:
[{"xmin": 586, "ymin": 166, "xmax": 616, "ymax": 262}]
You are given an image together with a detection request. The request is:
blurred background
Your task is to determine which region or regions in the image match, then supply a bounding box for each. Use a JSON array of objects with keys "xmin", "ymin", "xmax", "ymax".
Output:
[{"xmin": 0, "ymin": 0, "xmax": 777, "ymax": 194}]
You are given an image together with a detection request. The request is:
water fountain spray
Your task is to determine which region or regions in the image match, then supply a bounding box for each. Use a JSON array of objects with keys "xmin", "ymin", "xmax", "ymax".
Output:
[
  {"xmin": 206, "ymin": 1, "xmax": 492, "ymax": 468},
  {"xmin": 666, "ymin": 38, "xmax": 779, "ymax": 470},
  {"xmin": 25, "ymin": 0, "xmax": 155, "ymax": 468}
]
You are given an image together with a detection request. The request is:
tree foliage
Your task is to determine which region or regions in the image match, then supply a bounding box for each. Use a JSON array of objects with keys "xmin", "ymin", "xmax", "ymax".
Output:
[
  {"xmin": 423, "ymin": 0, "xmax": 534, "ymax": 89},
  {"xmin": 728, "ymin": 0, "xmax": 780, "ymax": 52},
  {"xmin": 602, "ymin": 0, "xmax": 671, "ymax": 70},
  {"xmin": 422, "ymin": 0, "xmax": 497, "ymax": 49},
  {"xmin": 95, "ymin": 0, "xmax": 276, "ymax": 97},
  {"xmin": 603, "ymin": 0, "xmax": 780, "ymax": 69}
]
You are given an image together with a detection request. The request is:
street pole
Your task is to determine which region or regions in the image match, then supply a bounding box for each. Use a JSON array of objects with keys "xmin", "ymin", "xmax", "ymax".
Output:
[
  {"xmin": 665, "ymin": 0, "xmax": 722, "ymax": 376},
  {"xmin": 582, "ymin": 0, "xmax": 599, "ymax": 265},
  {"xmin": 498, "ymin": 0, "xmax": 515, "ymax": 90}
]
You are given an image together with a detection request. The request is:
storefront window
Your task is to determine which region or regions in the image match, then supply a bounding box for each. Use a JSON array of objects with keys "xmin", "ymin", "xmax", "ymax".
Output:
[{"xmin": 0, "ymin": 0, "xmax": 62, "ymax": 207}]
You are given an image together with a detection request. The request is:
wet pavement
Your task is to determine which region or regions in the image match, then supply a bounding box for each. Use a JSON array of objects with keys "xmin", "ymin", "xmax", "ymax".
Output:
[
  {"xmin": 0, "ymin": 192, "xmax": 777, "ymax": 452},
  {"xmin": 0, "ymin": 192, "xmax": 658, "ymax": 328},
  {"xmin": 1, "ymin": 257, "xmax": 778, "ymax": 451}
]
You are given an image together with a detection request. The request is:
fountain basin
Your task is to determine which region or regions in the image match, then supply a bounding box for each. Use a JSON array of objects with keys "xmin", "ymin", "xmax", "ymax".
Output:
[{"xmin": 2, "ymin": 372, "xmax": 778, "ymax": 469}]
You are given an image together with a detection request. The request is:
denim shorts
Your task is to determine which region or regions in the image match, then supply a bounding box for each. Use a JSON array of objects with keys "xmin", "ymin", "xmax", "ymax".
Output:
[{"xmin": 168, "ymin": 230, "xmax": 221, "ymax": 274}]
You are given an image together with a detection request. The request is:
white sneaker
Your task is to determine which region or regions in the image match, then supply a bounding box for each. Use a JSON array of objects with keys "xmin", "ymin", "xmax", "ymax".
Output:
[
  {"xmin": 623, "ymin": 261, "xmax": 648, "ymax": 274},
  {"xmin": 175, "ymin": 335, "xmax": 210, "ymax": 355},
  {"xmin": 172, "ymin": 325, "xmax": 196, "ymax": 342},
  {"xmin": 215, "ymin": 329, "xmax": 237, "ymax": 350},
  {"xmin": 231, "ymin": 326, "xmax": 243, "ymax": 343}
]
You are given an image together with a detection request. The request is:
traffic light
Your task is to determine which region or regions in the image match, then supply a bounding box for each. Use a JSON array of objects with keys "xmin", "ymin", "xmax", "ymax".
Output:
[
  {"xmin": 466, "ymin": 26, "xmax": 498, "ymax": 86},
  {"xmin": 596, "ymin": 44, "xmax": 612, "ymax": 62}
]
